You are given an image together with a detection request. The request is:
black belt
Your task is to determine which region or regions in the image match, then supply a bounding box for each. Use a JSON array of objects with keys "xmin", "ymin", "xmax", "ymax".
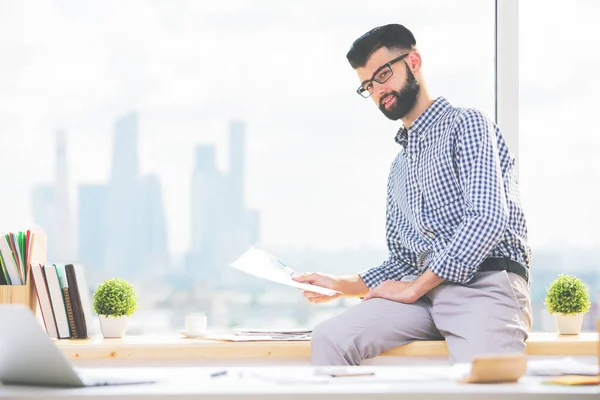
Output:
[{"xmin": 478, "ymin": 258, "xmax": 529, "ymax": 283}]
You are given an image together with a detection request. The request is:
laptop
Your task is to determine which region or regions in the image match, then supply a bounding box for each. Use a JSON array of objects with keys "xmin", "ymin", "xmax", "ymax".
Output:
[{"xmin": 0, "ymin": 304, "xmax": 156, "ymax": 387}]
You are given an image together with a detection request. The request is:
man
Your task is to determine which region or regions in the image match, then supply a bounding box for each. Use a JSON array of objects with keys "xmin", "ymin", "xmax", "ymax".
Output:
[{"xmin": 292, "ymin": 24, "xmax": 532, "ymax": 365}]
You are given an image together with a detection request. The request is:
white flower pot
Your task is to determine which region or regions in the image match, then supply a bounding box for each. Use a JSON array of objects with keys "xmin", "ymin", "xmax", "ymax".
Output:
[
  {"xmin": 99, "ymin": 315, "xmax": 129, "ymax": 338},
  {"xmin": 554, "ymin": 313, "xmax": 584, "ymax": 335}
]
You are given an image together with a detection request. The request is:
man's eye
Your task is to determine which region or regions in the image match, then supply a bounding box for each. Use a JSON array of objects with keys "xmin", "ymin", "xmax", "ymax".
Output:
[
  {"xmin": 365, "ymin": 83, "xmax": 373, "ymax": 91},
  {"xmin": 379, "ymin": 70, "xmax": 390, "ymax": 79}
]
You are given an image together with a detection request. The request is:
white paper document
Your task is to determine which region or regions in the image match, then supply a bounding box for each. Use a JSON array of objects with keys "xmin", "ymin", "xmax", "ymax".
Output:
[
  {"xmin": 248, "ymin": 366, "xmax": 453, "ymax": 384},
  {"xmin": 230, "ymin": 247, "xmax": 340, "ymax": 296},
  {"xmin": 233, "ymin": 328, "xmax": 312, "ymax": 336},
  {"xmin": 527, "ymin": 357, "xmax": 599, "ymax": 376},
  {"xmin": 200, "ymin": 333, "xmax": 311, "ymax": 342}
]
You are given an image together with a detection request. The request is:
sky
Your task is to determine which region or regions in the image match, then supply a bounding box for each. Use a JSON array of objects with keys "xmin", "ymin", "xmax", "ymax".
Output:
[{"xmin": 0, "ymin": 0, "xmax": 597, "ymax": 257}]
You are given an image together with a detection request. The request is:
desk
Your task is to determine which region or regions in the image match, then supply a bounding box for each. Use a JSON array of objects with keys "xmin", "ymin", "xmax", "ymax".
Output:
[
  {"xmin": 55, "ymin": 332, "xmax": 598, "ymax": 362},
  {"xmin": 0, "ymin": 366, "xmax": 598, "ymax": 399}
]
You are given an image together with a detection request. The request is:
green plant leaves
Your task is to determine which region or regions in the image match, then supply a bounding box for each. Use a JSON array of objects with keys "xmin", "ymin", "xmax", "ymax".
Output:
[
  {"xmin": 544, "ymin": 274, "xmax": 591, "ymax": 315},
  {"xmin": 92, "ymin": 278, "xmax": 138, "ymax": 317}
]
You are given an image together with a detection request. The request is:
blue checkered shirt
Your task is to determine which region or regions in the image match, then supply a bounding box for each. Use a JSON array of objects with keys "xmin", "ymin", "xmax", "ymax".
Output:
[{"xmin": 360, "ymin": 97, "xmax": 531, "ymax": 287}]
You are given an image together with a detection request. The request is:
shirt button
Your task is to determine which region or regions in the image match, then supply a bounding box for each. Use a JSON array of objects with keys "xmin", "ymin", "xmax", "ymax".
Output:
[
  {"xmin": 427, "ymin": 231, "xmax": 435, "ymax": 238},
  {"xmin": 413, "ymin": 183, "xmax": 418, "ymax": 189},
  {"xmin": 411, "ymin": 154, "xmax": 417, "ymax": 161}
]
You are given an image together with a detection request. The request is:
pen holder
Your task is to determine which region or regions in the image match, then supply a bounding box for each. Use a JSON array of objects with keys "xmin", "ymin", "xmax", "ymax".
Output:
[{"xmin": 0, "ymin": 268, "xmax": 37, "ymax": 314}]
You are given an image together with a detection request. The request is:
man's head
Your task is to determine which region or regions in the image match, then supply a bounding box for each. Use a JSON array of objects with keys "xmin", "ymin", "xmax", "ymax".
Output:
[{"xmin": 346, "ymin": 24, "xmax": 422, "ymax": 121}]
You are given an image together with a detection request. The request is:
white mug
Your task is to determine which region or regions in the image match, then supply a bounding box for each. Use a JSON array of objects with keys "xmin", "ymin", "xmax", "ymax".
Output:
[{"xmin": 185, "ymin": 313, "xmax": 207, "ymax": 334}]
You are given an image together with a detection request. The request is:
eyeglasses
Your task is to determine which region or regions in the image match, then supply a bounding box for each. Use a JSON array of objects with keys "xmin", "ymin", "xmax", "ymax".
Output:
[{"xmin": 356, "ymin": 54, "xmax": 409, "ymax": 98}]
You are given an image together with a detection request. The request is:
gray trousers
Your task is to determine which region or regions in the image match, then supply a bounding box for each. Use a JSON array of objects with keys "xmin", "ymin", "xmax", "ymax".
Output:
[{"xmin": 311, "ymin": 271, "xmax": 532, "ymax": 365}]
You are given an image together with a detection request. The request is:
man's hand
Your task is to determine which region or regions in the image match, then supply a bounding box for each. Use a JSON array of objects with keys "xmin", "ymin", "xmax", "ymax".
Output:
[
  {"xmin": 292, "ymin": 273, "xmax": 342, "ymax": 304},
  {"xmin": 363, "ymin": 280, "xmax": 419, "ymax": 303}
]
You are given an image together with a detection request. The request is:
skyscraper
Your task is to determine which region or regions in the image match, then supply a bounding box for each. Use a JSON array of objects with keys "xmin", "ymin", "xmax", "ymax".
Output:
[
  {"xmin": 77, "ymin": 184, "xmax": 107, "ymax": 270},
  {"xmin": 31, "ymin": 185, "xmax": 54, "ymax": 245},
  {"xmin": 139, "ymin": 173, "xmax": 169, "ymax": 271},
  {"xmin": 53, "ymin": 130, "xmax": 73, "ymax": 262},
  {"xmin": 30, "ymin": 131, "xmax": 73, "ymax": 263},
  {"xmin": 101, "ymin": 112, "xmax": 170, "ymax": 278},
  {"xmin": 104, "ymin": 113, "xmax": 141, "ymax": 276},
  {"xmin": 187, "ymin": 121, "xmax": 261, "ymax": 286},
  {"xmin": 229, "ymin": 121, "xmax": 245, "ymax": 210},
  {"xmin": 189, "ymin": 145, "xmax": 226, "ymax": 281}
]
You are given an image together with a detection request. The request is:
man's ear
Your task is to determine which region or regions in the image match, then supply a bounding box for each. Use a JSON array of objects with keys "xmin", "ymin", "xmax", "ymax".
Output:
[{"xmin": 406, "ymin": 51, "xmax": 422, "ymax": 75}]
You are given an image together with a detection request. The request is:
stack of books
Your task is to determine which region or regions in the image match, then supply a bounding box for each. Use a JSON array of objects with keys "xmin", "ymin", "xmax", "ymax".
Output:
[
  {"xmin": 1, "ymin": 229, "xmax": 92, "ymax": 340},
  {"xmin": 30, "ymin": 263, "xmax": 92, "ymax": 340}
]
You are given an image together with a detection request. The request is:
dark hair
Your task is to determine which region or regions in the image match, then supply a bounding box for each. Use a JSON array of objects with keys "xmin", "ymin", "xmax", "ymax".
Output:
[{"xmin": 346, "ymin": 24, "xmax": 416, "ymax": 69}]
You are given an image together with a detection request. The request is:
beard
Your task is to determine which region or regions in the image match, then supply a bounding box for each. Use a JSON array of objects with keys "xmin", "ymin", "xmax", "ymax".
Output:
[{"xmin": 378, "ymin": 64, "xmax": 420, "ymax": 121}]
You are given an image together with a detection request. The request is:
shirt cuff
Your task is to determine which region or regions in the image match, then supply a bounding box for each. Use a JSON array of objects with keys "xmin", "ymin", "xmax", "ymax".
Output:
[
  {"xmin": 426, "ymin": 251, "xmax": 477, "ymax": 284},
  {"xmin": 358, "ymin": 267, "xmax": 388, "ymax": 289}
]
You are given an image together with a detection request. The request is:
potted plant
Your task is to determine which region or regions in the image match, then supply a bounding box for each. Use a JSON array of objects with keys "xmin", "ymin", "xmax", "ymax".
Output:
[
  {"xmin": 93, "ymin": 278, "xmax": 138, "ymax": 338},
  {"xmin": 544, "ymin": 274, "xmax": 591, "ymax": 335}
]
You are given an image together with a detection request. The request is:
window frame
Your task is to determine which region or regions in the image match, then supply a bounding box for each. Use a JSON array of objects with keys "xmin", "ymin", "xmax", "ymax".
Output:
[{"xmin": 495, "ymin": 0, "xmax": 519, "ymax": 172}]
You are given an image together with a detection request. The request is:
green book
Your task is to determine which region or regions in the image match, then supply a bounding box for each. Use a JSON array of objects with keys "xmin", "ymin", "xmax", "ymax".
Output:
[
  {"xmin": 0, "ymin": 255, "xmax": 8, "ymax": 285},
  {"xmin": 18, "ymin": 231, "xmax": 26, "ymax": 282}
]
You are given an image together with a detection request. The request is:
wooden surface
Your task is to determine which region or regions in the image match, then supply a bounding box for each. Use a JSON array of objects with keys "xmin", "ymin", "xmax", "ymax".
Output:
[{"xmin": 54, "ymin": 331, "xmax": 599, "ymax": 360}]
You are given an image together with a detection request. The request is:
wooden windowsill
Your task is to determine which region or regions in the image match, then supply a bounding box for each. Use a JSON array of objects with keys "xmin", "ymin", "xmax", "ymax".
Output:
[{"xmin": 54, "ymin": 332, "xmax": 598, "ymax": 360}]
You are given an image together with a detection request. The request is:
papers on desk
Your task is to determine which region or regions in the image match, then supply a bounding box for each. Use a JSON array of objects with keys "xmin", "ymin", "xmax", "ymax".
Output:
[
  {"xmin": 248, "ymin": 366, "xmax": 453, "ymax": 384},
  {"xmin": 181, "ymin": 328, "xmax": 311, "ymax": 341},
  {"xmin": 197, "ymin": 332, "xmax": 310, "ymax": 342},
  {"xmin": 228, "ymin": 328, "xmax": 311, "ymax": 341},
  {"xmin": 233, "ymin": 328, "xmax": 312, "ymax": 336},
  {"xmin": 230, "ymin": 247, "xmax": 340, "ymax": 296},
  {"xmin": 527, "ymin": 357, "xmax": 599, "ymax": 376}
]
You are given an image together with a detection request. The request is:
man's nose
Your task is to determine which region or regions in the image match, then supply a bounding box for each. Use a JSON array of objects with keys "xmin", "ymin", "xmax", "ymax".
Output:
[
  {"xmin": 376, "ymin": 81, "xmax": 388, "ymax": 97},
  {"xmin": 375, "ymin": 84, "xmax": 390, "ymax": 102}
]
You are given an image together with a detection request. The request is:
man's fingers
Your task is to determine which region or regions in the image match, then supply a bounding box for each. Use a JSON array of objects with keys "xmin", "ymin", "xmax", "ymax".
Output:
[
  {"xmin": 303, "ymin": 292, "xmax": 339, "ymax": 304},
  {"xmin": 292, "ymin": 273, "xmax": 316, "ymax": 283},
  {"xmin": 303, "ymin": 291, "xmax": 322, "ymax": 299},
  {"xmin": 311, "ymin": 295, "xmax": 325, "ymax": 303},
  {"xmin": 363, "ymin": 289, "xmax": 380, "ymax": 301}
]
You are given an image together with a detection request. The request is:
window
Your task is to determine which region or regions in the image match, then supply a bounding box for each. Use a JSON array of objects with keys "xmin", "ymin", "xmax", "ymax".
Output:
[
  {"xmin": 0, "ymin": 1, "xmax": 495, "ymax": 334},
  {"xmin": 520, "ymin": 0, "xmax": 600, "ymax": 331}
]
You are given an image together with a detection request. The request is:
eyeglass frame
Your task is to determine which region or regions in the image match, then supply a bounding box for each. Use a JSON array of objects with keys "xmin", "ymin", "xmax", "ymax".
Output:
[{"xmin": 356, "ymin": 53, "xmax": 409, "ymax": 98}]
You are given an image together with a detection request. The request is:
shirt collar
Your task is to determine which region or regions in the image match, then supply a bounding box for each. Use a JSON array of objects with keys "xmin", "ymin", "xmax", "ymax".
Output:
[{"xmin": 394, "ymin": 96, "xmax": 451, "ymax": 148}]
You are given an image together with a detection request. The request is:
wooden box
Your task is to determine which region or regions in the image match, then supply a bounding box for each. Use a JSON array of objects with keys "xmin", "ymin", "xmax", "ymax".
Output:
[{"xmin": 0, "ymin": 268, "xmax": 36, "ymax": 313}]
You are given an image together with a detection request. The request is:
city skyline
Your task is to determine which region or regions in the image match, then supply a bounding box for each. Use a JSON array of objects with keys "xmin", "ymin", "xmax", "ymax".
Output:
[
  {"xmin": 33, "ymin": 113, "xmax": 171, "ymax": 277},
  {"xmin": 32, "ymin": 113, "xmax": 260, "ymax": 283}
]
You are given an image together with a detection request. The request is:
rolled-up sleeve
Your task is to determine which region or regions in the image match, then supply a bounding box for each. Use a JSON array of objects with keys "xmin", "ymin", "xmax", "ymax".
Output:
[
  {"xmin": 360, "ymin": 255, "xmax": 414, "ymax": 288},
  {"xmin": 426, "ymin": 110, "xmax": 509, "ymax": 283}
]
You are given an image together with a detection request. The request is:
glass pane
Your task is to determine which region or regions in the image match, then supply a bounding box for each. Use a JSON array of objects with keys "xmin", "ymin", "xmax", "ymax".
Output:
[
  {"xmin": 520, "ymin": 0, "xmax": 600, "ymax": 331},
  {"xmin": 0, "ymin": 0, "xmax": 494, "ymax": 334}
]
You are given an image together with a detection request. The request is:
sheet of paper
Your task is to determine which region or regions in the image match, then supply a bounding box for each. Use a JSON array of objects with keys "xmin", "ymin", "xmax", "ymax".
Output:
[
  {"xmin": 190, "ymin": 332, "xmax": 311, "ymax": 342},
  {"xmin": 248, "ymin": 366, "xmax": 453, "ymax": 384},
  {"xmin": 233, "ymin": 328, "xmax": 312, "ymax": 336},
  {"xmin": 230, "ymin": 247, "xmax": 340, "ymax": 296},
  {"xmin": 527, "ymin": 357, "xmax": 599, "ymax": 376}
]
